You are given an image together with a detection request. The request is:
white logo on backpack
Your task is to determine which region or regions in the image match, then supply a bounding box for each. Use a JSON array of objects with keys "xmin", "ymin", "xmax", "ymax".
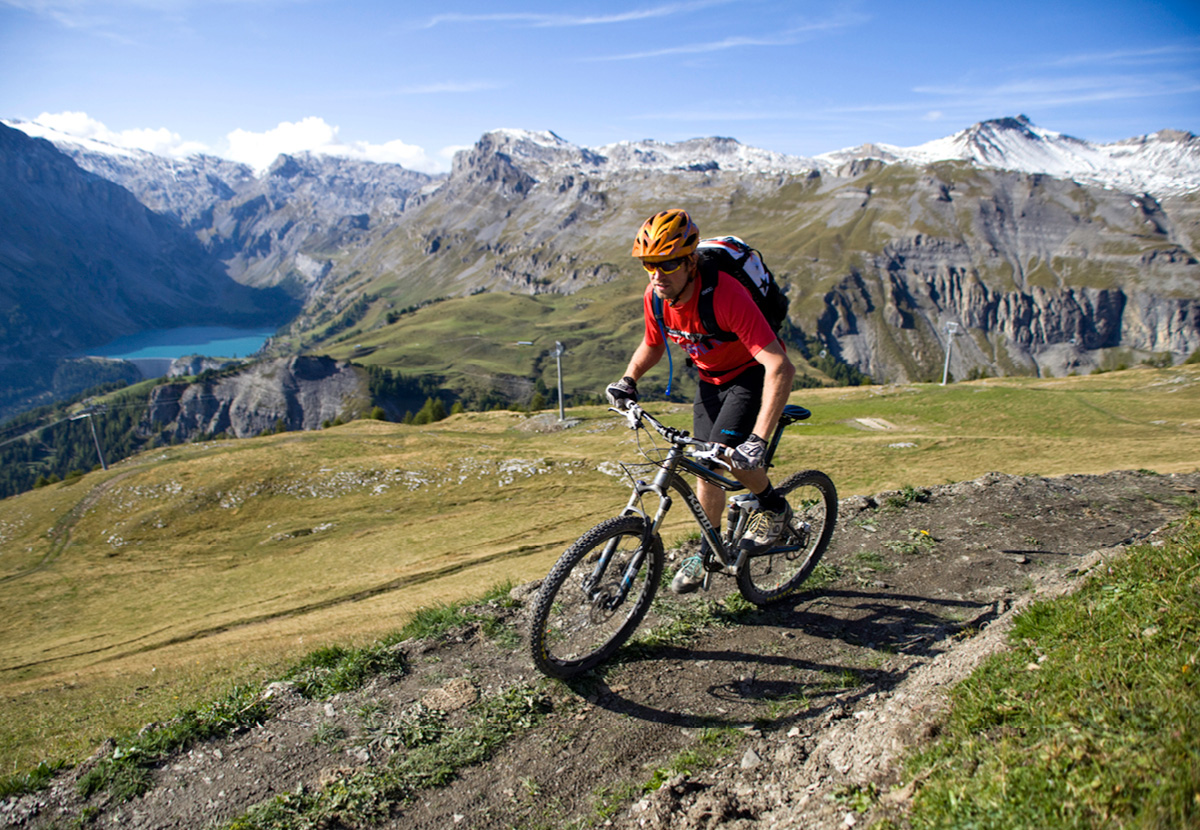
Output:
[{"xmin": 698, "ymin": 236, "xmax": 771, "ymax": 294}]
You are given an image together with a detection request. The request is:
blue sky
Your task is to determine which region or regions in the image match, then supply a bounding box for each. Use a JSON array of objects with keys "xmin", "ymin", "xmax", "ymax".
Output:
[{"xmin": 1, "ymin": 0, "xmax": 1198, "ymax": 173}]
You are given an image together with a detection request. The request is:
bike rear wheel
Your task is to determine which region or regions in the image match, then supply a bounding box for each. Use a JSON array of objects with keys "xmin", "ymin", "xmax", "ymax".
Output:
[
  {"xmin": 736, "ymin": 469, "xmax": 837, "ymax": 606},
  {"xmin": 529, "ymin": 515, "xmax": 663, "ymax": 679}
]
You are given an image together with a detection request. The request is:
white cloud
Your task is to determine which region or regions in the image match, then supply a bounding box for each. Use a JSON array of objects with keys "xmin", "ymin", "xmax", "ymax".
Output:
[
  {"xmin": 345, "ymin": 136, "xmax": 437, "ymax": 170},
  {"xmin": 223, "ymin": 116, "xmax": 340, "ymax": 171},
  {"xmin": 18, "ymin": 111, "xmax": 453, "ymax": 174},
  {"xmin": 221, "ymin": 116, "xmax": 448, "ymax": 174},
  {"xmin": 32, "ymin": 110, "xmax": 208, "ymax": 157},
  {"xmin": 588, "ymin": 12, "xmax": 869, "ymax": 61}
]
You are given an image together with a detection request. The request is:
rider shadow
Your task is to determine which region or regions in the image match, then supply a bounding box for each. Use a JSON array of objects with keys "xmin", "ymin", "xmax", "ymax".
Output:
[
  {"xmin": 567, "ymin": 586, "xmax": 1005, "ymax": 731},
  {"xmin": 568, "ymin": 645, "xmax": 891, "ymax": 732},
  {"xmin": 752, "ymin": 587, "xmax": 1001, "ymax": 656}
]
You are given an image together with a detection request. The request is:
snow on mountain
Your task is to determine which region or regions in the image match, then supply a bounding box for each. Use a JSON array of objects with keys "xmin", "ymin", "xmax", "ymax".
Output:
[
  {"xmin": 8, "ymin": 115, "xmax": 1199, "ymax": 200},
  {"xmin": 594, "ymin": 136, "xmax": 817, "ymax": 174},
  {"xmin": 4, "ymin": 117, "xmax": 166, "ymax": 162},
  {"xmin": 470, "ymin": 120, "xmax": 1199, "ymax": 196},
  {"xmin": 817, "ymin": 115, "xmax": 1200, "ymax": 197},
  {"xmin": 472, "ymin": 129, "xmax": 817, "ymax": 175}
]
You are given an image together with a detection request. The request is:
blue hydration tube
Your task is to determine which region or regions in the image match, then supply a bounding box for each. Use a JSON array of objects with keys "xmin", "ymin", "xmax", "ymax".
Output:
[{"xmin": 657, "ymin": 313, "xmax": 674, "ymax": 399}]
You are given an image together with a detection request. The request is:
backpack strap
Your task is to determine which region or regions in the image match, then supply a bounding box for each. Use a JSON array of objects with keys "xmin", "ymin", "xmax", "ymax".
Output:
[
  {"xmin": 650, "ymin": 292, "xmax": 675, "ymax": 398},
  {"xmin": 695, "ymin": 259, "xmax": 736, "ymax": 343}
]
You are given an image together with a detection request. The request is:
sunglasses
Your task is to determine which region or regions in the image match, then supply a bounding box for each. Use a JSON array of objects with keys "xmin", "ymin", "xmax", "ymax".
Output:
[{"xmin": 642, "ymin": 257, "xmax": 687, "ymax": 275}]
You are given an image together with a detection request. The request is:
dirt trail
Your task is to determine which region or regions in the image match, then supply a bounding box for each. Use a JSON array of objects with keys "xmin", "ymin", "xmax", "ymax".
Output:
[
  {"xmin": 4, "ymin": 469, "xmax": 1197, "ymax": 830},
  {"xmin": 1, "ymin": 470, "xmax": 137, "ymax": 586}
]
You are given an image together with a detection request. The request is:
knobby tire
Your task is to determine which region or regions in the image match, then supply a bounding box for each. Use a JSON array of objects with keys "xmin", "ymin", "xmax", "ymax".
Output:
[
  {"xmin": 529, "ymin": 515, "xmax": 663, "ymax": 679},
  {"xmin": 736, "ymin": 469, "xmax": 837, "ymax": 605}
]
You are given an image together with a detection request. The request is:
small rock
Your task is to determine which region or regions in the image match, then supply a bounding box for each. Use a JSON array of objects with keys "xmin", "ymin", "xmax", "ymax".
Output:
[
  {"xmin": 741, "ymin": 749, "xmax": 762, "ymax": 769},
  {"xmin": 422, "ymin": 677, "xmax": 479, "ymax": 712}
]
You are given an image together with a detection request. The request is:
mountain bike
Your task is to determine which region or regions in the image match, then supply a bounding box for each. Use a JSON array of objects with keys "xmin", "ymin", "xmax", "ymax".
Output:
[{"xmin": 529, "ymin": 402, "xmax": 837, "ymax": 679}]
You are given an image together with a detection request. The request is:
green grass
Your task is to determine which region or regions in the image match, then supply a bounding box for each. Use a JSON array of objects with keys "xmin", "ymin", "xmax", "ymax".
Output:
[
  {"xmin": 0, "ymin": 759, "xmax": 67, "ymax": 799},
  {"xmin": 283, "ymin": 639, "xmax": 407, "ymax": 699},
  {"xmin": 883, "ymin": 528, "xmax": 938, "ymax": 556},
  {"xmin": 642, "ymin": 726, "xmax": 742, "ymax": 792},
  {"xmin": 77, "ymin": 682, "xmax": 270, "ymax": 801},
  {"xmin": 902, "ymin": 510, "xmax": 1200, "ymax": 829},
  {"xmin": 883, "ymin": 485, "xmax": 931, "ymax": 510},
  {"xmin": 47, "ymin": 582, "xmax": 522, "ymax": 804},
  {"xmin": 397, "ymin": 579, "xmax": 522, "ymax": 649},
  {"xmin": 625, "ymin": 593, "xmax": 754, "ymax": 657},
  {"xmin": 223, "ymin": 684, "xmax": 550, "ymax": 830}
]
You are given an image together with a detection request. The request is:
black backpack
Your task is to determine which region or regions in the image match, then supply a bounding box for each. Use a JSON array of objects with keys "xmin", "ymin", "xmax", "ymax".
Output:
[{"xmin": 652, "ymin": 236, "xmax": 789, "ymax": 345}]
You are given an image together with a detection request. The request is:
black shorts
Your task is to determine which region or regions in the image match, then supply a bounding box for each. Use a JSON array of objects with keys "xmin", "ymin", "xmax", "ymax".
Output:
[{"xmin": 692, "ymin": 364, "xmax": 765, "ymax": 447}]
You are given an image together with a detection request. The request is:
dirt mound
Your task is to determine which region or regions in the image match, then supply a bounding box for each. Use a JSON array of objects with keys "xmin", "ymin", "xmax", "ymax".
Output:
[{"xmin": 5, "ymin": 470, "xmax": 1197, "ymax": 830}]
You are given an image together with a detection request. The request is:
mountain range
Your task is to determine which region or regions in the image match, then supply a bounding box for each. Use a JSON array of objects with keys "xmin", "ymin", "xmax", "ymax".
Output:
[{"xmin": 2, "ymin": 114, "xmax": 1198, "ymax": 420}]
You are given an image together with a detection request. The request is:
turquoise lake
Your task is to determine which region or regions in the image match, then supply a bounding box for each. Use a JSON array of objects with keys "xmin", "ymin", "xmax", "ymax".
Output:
[{"xmin": 87, "ymin": 326, "xmax": 275, "ymax": 360}]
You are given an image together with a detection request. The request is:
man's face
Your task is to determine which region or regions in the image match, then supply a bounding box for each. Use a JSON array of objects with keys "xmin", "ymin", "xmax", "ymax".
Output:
[{"xmin": 642, "ymin": 255, "xmax": 693, "ymax": 303}]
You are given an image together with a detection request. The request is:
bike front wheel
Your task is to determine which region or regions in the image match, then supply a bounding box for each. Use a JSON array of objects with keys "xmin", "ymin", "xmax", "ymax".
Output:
[
  {"xmin": 529, "ymin": 515, "xmax": 663, "ymax": 679},
  {"xmin": 736, "ymin": 469, "xmax": 837, "ymax": 606}
]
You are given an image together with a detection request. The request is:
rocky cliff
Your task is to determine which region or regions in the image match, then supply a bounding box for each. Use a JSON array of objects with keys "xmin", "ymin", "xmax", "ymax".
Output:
[
  {"xmin": 806, "ymin": 168, "xmax": 1200, "ymax": 379},
  {"xmin": 140, "ymin": 355, "xmax": 370, "ymax": 440},
  {"xmin": 195, "ymin": 152, "xmax": 439, "ymax": 296}
]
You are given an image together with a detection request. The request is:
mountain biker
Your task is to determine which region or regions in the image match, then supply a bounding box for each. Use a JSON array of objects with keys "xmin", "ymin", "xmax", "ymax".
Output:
[{"xmin": 606, "ymin": 209, "xmax": 797, "ymax": 594}]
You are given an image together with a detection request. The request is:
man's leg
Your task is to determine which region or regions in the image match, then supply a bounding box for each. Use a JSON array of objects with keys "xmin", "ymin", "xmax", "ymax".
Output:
[
  {"xmin": 734, "ymin": 465, "xmax": 792, "ymax": 552},
  {"xmin": 728, "ymin": 466, "xmax": 769, "ymax": 495},
  {"xmin": 671, "ymin": 380, "xmax": 741, "ymax": 594},
  {"xmin": 699, "ymin": 368, "xmax": 791, "ymax": 551},
  {"xmin": 695, "ymin": 475, "xmax": 728, "ymax": 531}
]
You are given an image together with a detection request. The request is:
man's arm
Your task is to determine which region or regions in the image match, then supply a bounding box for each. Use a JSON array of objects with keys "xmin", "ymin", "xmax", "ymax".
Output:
[
  {"xmin": 750, "ymin": 340, "xmax": 795, "ymax": 440},
  {"xmin": 622, "ymin": 338, "xmax": 665, "ymax": 383}
]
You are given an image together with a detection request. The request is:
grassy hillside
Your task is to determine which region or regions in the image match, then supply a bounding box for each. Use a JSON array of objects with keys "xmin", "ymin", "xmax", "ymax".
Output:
[
  {"xmin": 1, "ymin": 365, "xmax": 1198, "ymax": 772},
  {"xmin": 305, "ymin": 277, "xmax": 853, "ymax": 407},
  {"xmin": 319, "ymin": 281, "xmax": 647, "ymax": 395}
]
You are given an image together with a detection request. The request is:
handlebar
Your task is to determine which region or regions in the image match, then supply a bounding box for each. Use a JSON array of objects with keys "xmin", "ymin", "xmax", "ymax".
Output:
[{"xmin": 610, "ymin": 403, "xmax": 734, "ymax": 470}]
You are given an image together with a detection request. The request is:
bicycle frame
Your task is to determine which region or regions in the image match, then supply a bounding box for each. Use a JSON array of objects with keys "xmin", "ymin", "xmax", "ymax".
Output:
[
  {"xmin": 601, "ymin": 403, "xmax": 812, "ymax": 592},
  {"xmin": 530, "ymin": 400, "xmax": 833, "ymax": 679}
]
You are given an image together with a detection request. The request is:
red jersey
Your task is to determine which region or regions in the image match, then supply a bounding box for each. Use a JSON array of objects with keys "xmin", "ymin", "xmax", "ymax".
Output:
[{"xmin": 643, "ymin": 271, "xmax": 780, "ymax": 385}]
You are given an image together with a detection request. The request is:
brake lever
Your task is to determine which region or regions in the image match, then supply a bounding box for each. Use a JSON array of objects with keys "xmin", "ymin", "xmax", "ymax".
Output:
[
  {"xmin": 609, "ymin": 403, "xmax": 641, "ymax": 429},
  {"xmin": 691, "ymin": 442, "xmax": 734, "ymax": 471}
]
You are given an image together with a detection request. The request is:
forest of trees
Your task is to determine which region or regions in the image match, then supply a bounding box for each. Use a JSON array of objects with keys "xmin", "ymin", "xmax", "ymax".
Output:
[{"xmin": 0, "ymin": 383, "xmax": 153, "ymax": 500}]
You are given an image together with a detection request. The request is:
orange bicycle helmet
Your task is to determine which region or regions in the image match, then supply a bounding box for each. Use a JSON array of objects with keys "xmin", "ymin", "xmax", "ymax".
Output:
[{"xmin": 631, "ymin": 209, "xmax": 700, "ymax": 260}]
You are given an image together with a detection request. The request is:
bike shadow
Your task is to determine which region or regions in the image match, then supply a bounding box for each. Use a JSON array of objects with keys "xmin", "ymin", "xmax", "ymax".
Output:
[
  {"xmin": 565, "ymin": 586, "xmax": 1005, "ymax": 731},
  {"xmin": 760, "ymin": 587, "xmax": 1001, "ymax": 654}
]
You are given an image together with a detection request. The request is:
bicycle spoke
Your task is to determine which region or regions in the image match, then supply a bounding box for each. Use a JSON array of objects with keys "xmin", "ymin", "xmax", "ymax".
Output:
[{"xmin": 736, "ymin": 470, "xmax": 837, "ymax": 605}]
